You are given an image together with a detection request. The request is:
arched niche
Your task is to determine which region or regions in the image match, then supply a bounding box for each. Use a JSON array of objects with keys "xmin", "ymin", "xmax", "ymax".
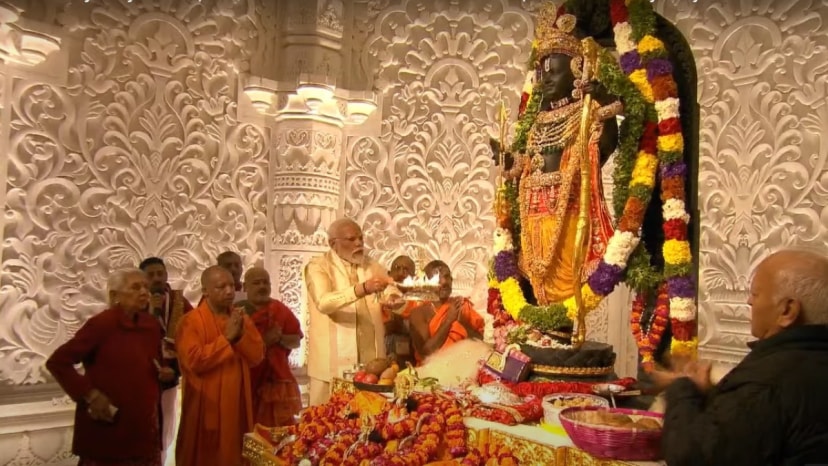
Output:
[{"xmin": 561, "ymin": 1, "xmax": 700, "ymax": 362}]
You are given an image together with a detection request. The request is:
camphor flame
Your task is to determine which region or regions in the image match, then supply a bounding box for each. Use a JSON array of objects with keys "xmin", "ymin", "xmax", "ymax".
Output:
[{"xmin": 400, "ymin": 273, "xmax": 440, "ymax": 287}]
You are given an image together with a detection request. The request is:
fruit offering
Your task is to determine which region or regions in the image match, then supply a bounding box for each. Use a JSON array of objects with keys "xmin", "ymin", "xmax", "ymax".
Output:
[{"xmin": 354, "ymin": 358, "xmax": 400, "ymax": 387}]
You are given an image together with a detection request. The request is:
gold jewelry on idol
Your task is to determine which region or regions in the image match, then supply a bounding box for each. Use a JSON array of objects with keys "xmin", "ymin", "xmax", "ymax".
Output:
[{"xmin": 534, "ymin": 2, "xmax": 581, "ymax": 60}]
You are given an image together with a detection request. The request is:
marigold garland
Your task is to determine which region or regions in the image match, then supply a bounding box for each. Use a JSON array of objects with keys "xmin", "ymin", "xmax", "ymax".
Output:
[
  {"xmin": 267, "ymin": 391, "xmax": 518, "ymax": 465},
  {"xmin": 487, "ymin": 0, "xmax": 696, "ymax": 364},
  {"xmin": 631, "ymin": 283, "xmax": 670, "ymax": 372}
]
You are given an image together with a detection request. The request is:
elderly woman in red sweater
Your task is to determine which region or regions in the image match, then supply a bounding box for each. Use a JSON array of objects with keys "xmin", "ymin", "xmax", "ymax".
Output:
[{"xmin": 47, "ymin": 268, "xmax": 175, "ymax": 466}]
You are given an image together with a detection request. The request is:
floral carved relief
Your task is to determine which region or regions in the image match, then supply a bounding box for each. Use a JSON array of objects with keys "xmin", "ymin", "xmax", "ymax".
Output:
[
  {"xmin": 0, "ymin": 1, "xmax": 267, "ymax": 384},
  {"xmin": 346, "ymin": 0, "xmax": 534, "ymax": 309},
  {"xmin": 657, "ymin": 0, "xmax": 828, "ymax": 364}
]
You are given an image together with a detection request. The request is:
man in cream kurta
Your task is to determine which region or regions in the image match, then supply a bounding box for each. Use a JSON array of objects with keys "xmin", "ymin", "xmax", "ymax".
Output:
[{"xmin": 305, "ymin": 219, "xmax": 392, "ymax": 405}]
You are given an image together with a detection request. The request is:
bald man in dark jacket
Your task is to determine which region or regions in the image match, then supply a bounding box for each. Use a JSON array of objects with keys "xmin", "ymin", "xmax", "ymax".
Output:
[{"xmin": 656, "ymin": 250, "xmax": 828, "ymax": 466}]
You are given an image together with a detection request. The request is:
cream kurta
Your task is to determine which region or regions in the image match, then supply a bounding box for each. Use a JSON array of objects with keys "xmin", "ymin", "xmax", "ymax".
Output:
[{"xmin": 304, "ymin": 251, "xmax": 389, "ymax": 385}]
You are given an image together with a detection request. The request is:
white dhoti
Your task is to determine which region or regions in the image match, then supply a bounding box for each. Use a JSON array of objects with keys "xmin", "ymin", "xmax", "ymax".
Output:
[{"xmin": 160, "ymin": 386, "xmax": 178, "ymax": 464}]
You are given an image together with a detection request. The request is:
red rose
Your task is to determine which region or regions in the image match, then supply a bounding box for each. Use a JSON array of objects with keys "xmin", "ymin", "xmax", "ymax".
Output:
[
  {"xmin": 663, "ymin": 218, "xmax": 687, "ymax": 241},
  {"xmin": 658, "ymin": 117, "xmax": 682, "ymax": 136},
  {"xmin": 671, "ymin": 320, "xmax": 696, "ymax": 341},
  {"xmin": 609, "ymin": 0, "xmax": 629, "ymax": 25},
  {"xmin": 639, "ymin": 121, "xmax": 658, "ymax": 154}
]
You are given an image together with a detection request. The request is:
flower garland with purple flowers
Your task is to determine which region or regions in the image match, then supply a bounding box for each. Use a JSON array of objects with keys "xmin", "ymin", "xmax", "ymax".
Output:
[{"xmin": 610, "ymin": 0, "xmax": 698, "ymax": 359}]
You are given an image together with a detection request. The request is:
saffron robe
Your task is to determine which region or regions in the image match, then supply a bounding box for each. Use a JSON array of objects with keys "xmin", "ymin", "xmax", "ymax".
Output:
[
  {"xmin": 46, "ymin": 307, "xmax": 162, "ymax": 463},
  {"xmin": 414, "ymin": 298, "xmax": 485, "ymax": 363},
  {"xmin": 175, "ymin": 301, "xmax": 264, "ymax": 466},
  {"xmin": 428, "ymin": 298, "xmax": 484, "ymax": 349},
  {"xmin": 248, "ymin": 299, "xmax": 303, "ymax": 426},
  {"xmin": 518, "ymin": 120, "xmax": 614, "ymax": 304}
]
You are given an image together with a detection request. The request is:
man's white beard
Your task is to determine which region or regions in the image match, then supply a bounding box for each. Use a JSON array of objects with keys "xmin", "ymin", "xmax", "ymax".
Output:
[{"xmin": 341, "ymin": 251, "xmax": 367, "ymax": 265}]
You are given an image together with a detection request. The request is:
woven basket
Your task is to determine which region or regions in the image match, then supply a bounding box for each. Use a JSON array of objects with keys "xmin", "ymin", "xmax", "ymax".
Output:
[
  {"xmin": 542, "ymin": 393, "xmax": 609, "ymax": 426},
  {"xmin": 559, "ymin": 406, "xmax": 663, "ymax": 461}
]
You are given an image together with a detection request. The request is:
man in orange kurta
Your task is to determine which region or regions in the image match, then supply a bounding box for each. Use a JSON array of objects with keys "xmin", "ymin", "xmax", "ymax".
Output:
[
  {"xmin": 409, "ymin": 260, "xmax": 485, "ymax": 363},
  {"xmin": 175, "ymin": 266, "xmax": 264, "ymax": 466}
]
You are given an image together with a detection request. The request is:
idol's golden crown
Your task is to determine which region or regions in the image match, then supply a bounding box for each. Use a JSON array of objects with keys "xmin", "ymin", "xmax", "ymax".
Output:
[{"xmin": 534, "ymin": 2, "xmax": 582, "ymax": 61}]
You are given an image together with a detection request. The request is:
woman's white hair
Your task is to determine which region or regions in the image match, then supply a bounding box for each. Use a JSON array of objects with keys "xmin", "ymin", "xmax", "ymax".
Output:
[
  {"xmin": 771, "ymin": 249, "xmax": 828, "ymax": 325},
  {"xmin": 107, "ymin": 268, "xmax": 145, "ymax": 306}
]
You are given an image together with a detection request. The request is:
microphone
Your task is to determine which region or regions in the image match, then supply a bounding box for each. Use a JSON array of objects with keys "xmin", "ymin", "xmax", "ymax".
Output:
[{"xmin": 150, "ymin": 284, "xmax": 166, "ymax": 313}]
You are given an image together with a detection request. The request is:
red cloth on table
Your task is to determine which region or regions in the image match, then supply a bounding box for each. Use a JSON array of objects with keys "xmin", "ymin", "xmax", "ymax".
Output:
[{"xmin": 478, "ymin": 368, "xmax": 637, "ymax": 398}]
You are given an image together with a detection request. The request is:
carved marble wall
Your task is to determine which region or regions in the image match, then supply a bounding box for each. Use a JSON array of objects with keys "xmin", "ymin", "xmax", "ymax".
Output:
[
  {"xmin": 345, "ymin": 0, "xmax": 533, "ymax": 308},
  {"xmin": 0, "ymin": 0, "xmax": 272, "ymax": 463},
  {"xmin": 1, "ymin": 0, "xmax": 827, "ymax": 463}
]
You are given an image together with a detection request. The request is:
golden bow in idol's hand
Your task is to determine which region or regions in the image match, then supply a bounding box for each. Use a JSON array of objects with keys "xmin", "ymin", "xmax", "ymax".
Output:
[{"xmin": 571, "ymin": 37, "xmax": 601, "ymax": 349}]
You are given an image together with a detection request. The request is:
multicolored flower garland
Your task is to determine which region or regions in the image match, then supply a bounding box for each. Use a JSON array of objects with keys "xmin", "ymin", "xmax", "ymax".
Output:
[
  {"xmin": 610, "ymin": 0, "xmax": 697, "ymax": 358},
  {"xmin": 488, "ymin": 0, "xmax": 697, "ymax": 363}
]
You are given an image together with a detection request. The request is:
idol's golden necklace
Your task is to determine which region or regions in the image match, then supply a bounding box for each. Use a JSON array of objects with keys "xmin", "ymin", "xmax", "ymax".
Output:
[{"xmin": 527, "ymin": 100, "xmax": 584, "ymax": 154}]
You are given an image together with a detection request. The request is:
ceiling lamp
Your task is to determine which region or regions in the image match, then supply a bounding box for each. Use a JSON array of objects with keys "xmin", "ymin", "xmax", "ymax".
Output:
[
  {"xmin": 296, "ymin": 82, "xmax": 335, "ymax": 113},
  {"xmin": 345, "ymin": 99, "xmax": 377, "ymax": 125}
]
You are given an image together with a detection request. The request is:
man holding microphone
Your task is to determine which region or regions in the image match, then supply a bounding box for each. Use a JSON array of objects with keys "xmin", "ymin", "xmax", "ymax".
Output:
[{"xmin": 138, "ymin": 257, "xmax": 193, "ymax": 463}]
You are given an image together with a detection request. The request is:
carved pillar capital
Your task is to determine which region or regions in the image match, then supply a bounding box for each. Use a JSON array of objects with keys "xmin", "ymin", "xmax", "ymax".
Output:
[{"xmin": 277, "ymin": 0, "xmax": 345, "ymax": 83}]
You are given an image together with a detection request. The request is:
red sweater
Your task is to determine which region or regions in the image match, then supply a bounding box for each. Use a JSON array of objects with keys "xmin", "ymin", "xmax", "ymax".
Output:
[{"xmin": 46, "ymin": 307, "xmax": 162, "ymax": 461}]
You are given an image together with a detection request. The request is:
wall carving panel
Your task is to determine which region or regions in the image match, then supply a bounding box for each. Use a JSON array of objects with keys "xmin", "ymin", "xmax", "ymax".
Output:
[
  {"xmin": 278, "ymin": 254, "xmax": 308, "ymax": 369},
  {"xmin": 657, "ymin": 0, "xmax": 828, "ymax": 366},
  {"xmin": 345, "ymin": 0, "xmax": 534, "ymax": 309},
  {"xmin": 0, "ymin": 0, "xmax": 267, "ymax": 387}
]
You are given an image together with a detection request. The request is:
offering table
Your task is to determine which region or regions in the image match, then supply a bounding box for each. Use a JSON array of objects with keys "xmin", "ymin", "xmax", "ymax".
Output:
[{"xmin": 242, "ymin": 379, "xmax": 665, "ymax": 466}]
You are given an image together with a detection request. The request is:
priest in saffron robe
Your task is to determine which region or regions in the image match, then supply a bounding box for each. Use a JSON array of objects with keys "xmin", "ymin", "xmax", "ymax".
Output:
[
  {"xmin": 409, "ymin": 260, "xmax": 485, "ymax": 363},
  {"xmin": 175, "ymin": 266, "xmax": 264, "ymax": 466},
  {"xmin": 241, "ymin": 267, "xmax": 303, "ymax": 426}
]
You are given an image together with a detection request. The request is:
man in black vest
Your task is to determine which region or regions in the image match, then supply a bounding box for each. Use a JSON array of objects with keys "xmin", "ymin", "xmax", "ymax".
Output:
[{"xmin": 655, "ymin": 249, "xmax": 828, "ymax": 465}]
